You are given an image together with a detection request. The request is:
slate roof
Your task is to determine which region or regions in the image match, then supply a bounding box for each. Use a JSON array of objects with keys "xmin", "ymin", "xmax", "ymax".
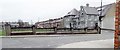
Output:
[
  {"xmin": 96, "ymin": 3, "xmax": 115, "ymax": 16},
  {"xmin": 83, "ymin": 6, "xmax": 99, "ymax": 15},
  {"xmin": 68, "ymin": 8, "xmax": 79, "ymax": 15},
  {"xmin": 64, "ymin": 8, "xmax": 79, "ymax": 18}
]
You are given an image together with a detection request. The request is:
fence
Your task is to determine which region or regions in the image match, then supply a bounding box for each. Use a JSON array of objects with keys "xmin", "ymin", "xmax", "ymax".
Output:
[{"xmin": 4, "ymin": 24, "xmax": 100, "ymax": 36}]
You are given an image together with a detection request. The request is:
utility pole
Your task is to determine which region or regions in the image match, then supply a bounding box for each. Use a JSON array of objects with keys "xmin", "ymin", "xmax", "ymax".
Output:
[
  {"xmin": 98, "ymin": 0, "xmax": 102, "ymax": 34},
  {"xmin": 100, "ymin": 0, "xmax": 102, "ymax": 27}
]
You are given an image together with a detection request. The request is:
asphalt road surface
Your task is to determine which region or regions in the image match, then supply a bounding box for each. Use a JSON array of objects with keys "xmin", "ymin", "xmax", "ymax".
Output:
[{"xmin": 2, "ymin": 30, "xmax": 114, "ymax": 48}]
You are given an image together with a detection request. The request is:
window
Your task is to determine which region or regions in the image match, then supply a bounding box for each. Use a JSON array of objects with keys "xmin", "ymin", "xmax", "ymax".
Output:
[
  {"xmin": 82, "ymin": 8, "xmax": 84, "ymax": 11},
  {"xmin": 81, "ymin": 21, "xmax": 85, "ymax": 24},
  {"xmin": 91, "ymin": 15, "xmax": 94, "ymax": 18},
  {"xmin": 88, "ymin": 15, "xmax": 91, "ymax": 19},
  {"xmin": 81, "ymin": 18, "xmax": 84, "ymax": 21},
  {"xmin": 66, "ymin": 19, "xmax": 69, "ymax": 21},
  {"xmin": 73, "ymin": 21, "xmax": 76, "ymax": 24},
  {"xmin": 95, "ymin": 19, "xmax": 98, "ymax": 21},
  {"xmin": 91, "ymin": 25, "xmax": 93, "ymax": 27},
  {"xmin": 88, "ymin": 15, "xmax": 94, "ymax": 21},
  {"xmin": 91, "ymin": 22, "xmax": 94, "ymax": 24},
  {"xmin": 81, "ymin": 13, "xmax": 84, "ymax": 15},
  {"xmin": 78, "ymin": 17, "xmax": 80, "ymax": 20},
  {"xmin": 78, "ymin": 22, "xmax": 80, "ymax": 25}
]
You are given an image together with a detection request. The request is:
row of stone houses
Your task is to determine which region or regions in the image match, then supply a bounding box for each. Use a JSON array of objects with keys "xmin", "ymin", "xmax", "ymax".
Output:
[
  {"xmin": 35, "ymin": 17, "xmax": 64, "ymax": 28},
  {"xmin": 35, "ymin": 3, "xmax": 115, "ymax": 29}
]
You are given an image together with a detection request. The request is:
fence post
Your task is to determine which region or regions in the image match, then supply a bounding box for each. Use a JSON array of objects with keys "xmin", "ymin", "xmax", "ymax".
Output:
[
  {"xmin": 84, "ymin": 27, "xmax": 88, "ymax": 33},
  {"xmin": 54, "ymin": 27, "xmax": 57, "ymax": 33},
  {"xmin": 32, "ymin": 25, "xmax": 36, "ymax": 35},
  {"xmin": 5, "ymin": 23, "xmax": 11, "ymax": 36},
  {"xmin": 70, "ymin": 28, "xmax": 73, "ymax": 33}
]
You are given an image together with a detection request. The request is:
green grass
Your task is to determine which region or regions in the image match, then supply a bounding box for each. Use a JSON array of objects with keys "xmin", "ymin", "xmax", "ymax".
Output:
[
  {"xmin": 36, "ymin": 29, "xmax": 54, "ymax": 32},
  {"xmin": 0, "ymin": 29, "xmax": 55, "ymax": 36},
  {"xmin": 12, "ymin": 29, "xmax": 32, "ymax": 31},
  {"xmin": 0, "ymin": 30, "xmax": 6, "ymax": 36},
  {"xmin": 12, "ymin": 29, "xmax": 54, "ymax": 32}
]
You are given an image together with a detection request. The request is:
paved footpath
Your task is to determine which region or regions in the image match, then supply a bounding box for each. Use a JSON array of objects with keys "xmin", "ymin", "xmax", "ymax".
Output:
[{"xmin": 57, "ymin": 39, "xmax": 114, "ymax": 48}]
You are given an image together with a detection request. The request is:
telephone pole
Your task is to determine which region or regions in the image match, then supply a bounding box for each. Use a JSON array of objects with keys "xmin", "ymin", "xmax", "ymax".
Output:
[{"xmin": 99, "ymin": 0, "xmax": 103, "ymax": 34}]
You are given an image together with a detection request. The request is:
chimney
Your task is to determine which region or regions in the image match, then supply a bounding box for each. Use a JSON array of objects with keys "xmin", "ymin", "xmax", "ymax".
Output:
[
  {"xmin": 86, "ymin": 3, "xmax": 89, "ymax": 7},
  {"xmin": 80, "ymin": 6, "xmax": 83, "ymax": 11},
  {"xmin": 80, "ymin": 6, "xmax": 83, "ymax": 8}
]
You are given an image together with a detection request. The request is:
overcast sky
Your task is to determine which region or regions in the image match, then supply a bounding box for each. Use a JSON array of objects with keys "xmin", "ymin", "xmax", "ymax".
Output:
[{"xmin": 0, "ymin": 0, "xmax": 115, "ymax": 24}]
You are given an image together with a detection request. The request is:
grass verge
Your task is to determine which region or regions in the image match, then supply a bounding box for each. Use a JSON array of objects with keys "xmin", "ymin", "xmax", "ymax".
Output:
[{"xmin": 0, "ymin": 30, "xmax": 5, "ymax": 36}]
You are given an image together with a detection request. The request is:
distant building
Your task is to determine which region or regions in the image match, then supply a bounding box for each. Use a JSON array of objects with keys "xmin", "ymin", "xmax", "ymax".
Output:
[
  {"xmin": 35, "ymin": 17, "xmax": 64, "ymax": 28},
  {"xmin": 0, "ymin": 22, "xmax": 30, "ymax": 30},
  {"xmin": 0, "ymin": 22, "xmax": 19, "ymax": 27}
]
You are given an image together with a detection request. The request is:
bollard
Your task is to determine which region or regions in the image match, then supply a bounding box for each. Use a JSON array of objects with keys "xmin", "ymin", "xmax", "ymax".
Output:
[{"xmin": 5, "ymin": 23, "xmax": 11, "ymax": 36}]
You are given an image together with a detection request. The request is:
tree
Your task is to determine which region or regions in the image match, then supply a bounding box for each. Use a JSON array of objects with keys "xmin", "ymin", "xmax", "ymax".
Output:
[{"xmin": 17, "ymin": 19, "xmax": 24, "ymax": 27}]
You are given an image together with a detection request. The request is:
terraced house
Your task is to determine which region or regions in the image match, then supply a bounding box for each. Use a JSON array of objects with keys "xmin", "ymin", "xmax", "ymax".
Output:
[{"xmin": 35, "ymin": 17, "xmax": 64, "ymax": 28}]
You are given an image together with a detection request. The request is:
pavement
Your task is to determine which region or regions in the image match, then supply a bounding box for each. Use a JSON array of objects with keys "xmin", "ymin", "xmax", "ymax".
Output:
[
  {"xmin": 1, "ymin": 35, "xmax": 69, "ymax": 38},
  {"xmin": 57, "ymin": 39, "xmax": 114, "ymax": 48},
  {"xmin": 0, "ymin": 37, "xmax": 1, "ymax": 50}
]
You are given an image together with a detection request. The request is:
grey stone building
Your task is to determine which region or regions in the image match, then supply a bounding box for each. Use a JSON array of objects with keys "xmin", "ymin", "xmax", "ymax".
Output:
[
  {"xmin": 63, "ymin": 4, "xmax": 99, "ymax": 29},
  {"xmin": 63, "ymin": 8, "xmax": 79, "ymax": 28}
]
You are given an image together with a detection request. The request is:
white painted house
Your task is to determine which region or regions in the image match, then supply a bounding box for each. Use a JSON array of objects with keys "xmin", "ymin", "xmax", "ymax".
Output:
[{"xmin": 97, "ymin": 3, "xmax": 115, "ymax": 30}]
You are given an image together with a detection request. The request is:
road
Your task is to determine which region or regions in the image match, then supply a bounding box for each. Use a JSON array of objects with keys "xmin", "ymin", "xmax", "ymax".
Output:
[{"xmin": 2, "ymin": 30, "xmax": 114, "ymax": 48}]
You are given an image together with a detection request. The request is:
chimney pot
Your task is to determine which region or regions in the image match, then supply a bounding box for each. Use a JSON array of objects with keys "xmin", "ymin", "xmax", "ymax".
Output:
[{"xmin": 86, "ymin": 3, "xmax": 89, "ymax": 7}]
